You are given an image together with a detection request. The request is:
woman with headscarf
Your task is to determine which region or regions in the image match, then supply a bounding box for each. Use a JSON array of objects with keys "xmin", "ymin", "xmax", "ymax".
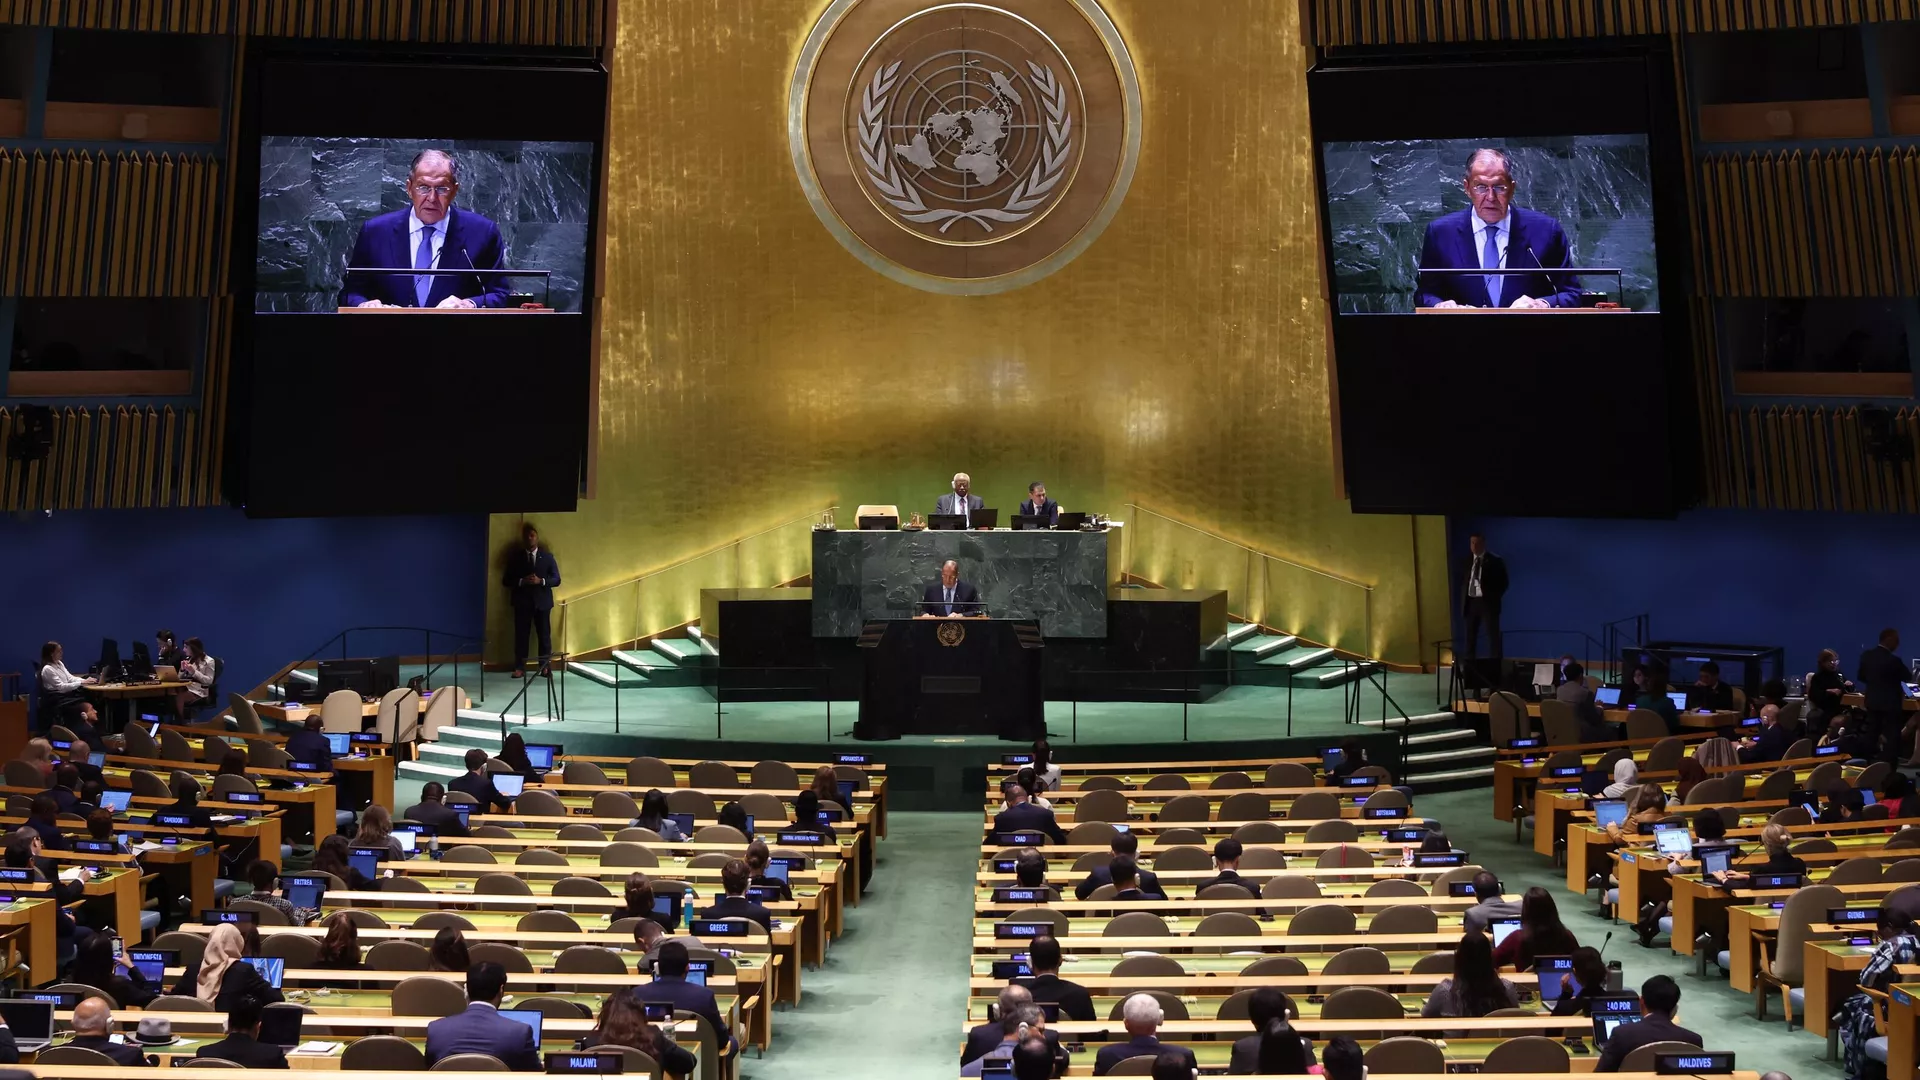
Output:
[
  {"xmin": 1841, "ymin": 888, "xmax": 1920, "ymax": 1079},
  {"xmin": 172, "ymin": 922, "xmax": 282, "ymax": 1009},
  {"xmin": 1601, "ymin": 758, "xmax": 1638, "ymax": 799}
]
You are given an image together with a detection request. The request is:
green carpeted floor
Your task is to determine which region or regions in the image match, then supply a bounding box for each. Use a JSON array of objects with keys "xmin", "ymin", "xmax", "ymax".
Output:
[{"xmin": 741, "ymin": 797, "xmax": 1844, "ymax": 1080}]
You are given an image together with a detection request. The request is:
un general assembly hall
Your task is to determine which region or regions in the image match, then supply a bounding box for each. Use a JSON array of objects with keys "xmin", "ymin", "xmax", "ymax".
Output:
[{"xmin": 10, "ymin": 0, "xmax": 1920, "ymax": 1077}]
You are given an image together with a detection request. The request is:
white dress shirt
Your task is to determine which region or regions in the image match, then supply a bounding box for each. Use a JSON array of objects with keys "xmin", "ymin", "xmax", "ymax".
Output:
[
  {"xmin": 1471, "ymin": 209, "xmax": 1512, "ymax": 306},
  {"xmin": 182, "ymin": 655, "xmax": 218, "ymax": 700},
  {"xmin": 1468, "ymin": 555, "xmax": 1484, "ymax": 598},
  {"xmin": 409, "ymin": 208, "xmax": 448, "ymax": 274},
  {"xmin": 39, "ymin": 661, "xmax": 85, "ymax": 693}
]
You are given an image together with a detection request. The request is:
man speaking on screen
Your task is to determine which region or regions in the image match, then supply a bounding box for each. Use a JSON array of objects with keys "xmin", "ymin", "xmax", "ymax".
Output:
[
  {"xmin": 1416, "ymin": 149, "xmax": 1581, "ymax": 310},
  {"xmin": 339, "ymin": 150, "xmax": 509, "ymax": 309}
]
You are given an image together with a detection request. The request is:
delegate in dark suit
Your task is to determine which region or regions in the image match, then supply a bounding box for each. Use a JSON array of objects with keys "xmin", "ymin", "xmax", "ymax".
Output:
[
  {"xmin": 922, "ymin": 578, "xmax": 983, "ymax": 617},
  {"xmin": 338, "ymin": 206, "xmax": 508, "ymax": 309},
  {"xmin": 1075, "ymin": 863, "xmax": 1167, "ymax": 901},
  {"xmin": 1858, "ymin": 634, "xmax": 1908, "ymax": 763},
  {"xmin": 703, "ymin": 894, "xmax": 775, "ymax": 932},
  {"xmin": 1738, "ymin": 721, "xmax": 1792, "ymax": 764},
  {"xmin": 450, "ymin": 769, "xmax": 513, "ymax": 813},
  {"xmin": 1458, "ymin": 540, "xmax": 1509, "ymax": 662},
  {"xmin": 639, "ymin": 976, "xmax": 735, "ymax": 1055},
  {"xmin": 936, "ymin": 491, "xmax": 986, "ymax": 519},
  {"xmin": 502, "ymin": 529, "xmax": 561, "ymax": 673},
  {"xmin": 1416, "ymin": 205, "xmax": 1581, "ymax": 308},
  {"xmin": 992, "ymin": 801, "xmax": 1066, "ymax": 845},
  {"xmin": 1025, "ymin": 972, "xmax": 1095, "ymax": 1021},
  {"xmin": 403, "ymin": 799, "xmax": 471, "ymax": 838},
  {"xmin": 1594, "ymin": 1014, "xmax": 1702, "ymax": 1072},
  {"xmin": 961, "ymin": 1022, "xmax": 1066, "ymax": 1066},
  {"xmin": 284, "ymin": 728, "xmax": 333, "ymax": 770},
  {"xmin": 424, "ymin": 1003, "xmax": 540, "ymax": 1071},
  {"xmin": 65, "ymin": 1034, "xmax": 147, "ymax": 1066},
  {"xmin": 195, "ymin": 1032, "xmax": 289, "ymax": 1068},
  {"xmin": 1095, "ymin": 1036, "xmax": 1194, "ymax": 1076},
  {"xmin": 1018, "ymin": 497, "xmax": 1061, "ymax": 525}
]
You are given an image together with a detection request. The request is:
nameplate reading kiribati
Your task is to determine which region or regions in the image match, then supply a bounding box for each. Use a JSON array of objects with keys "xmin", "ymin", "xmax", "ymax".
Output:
[{"xmin": 790, "ymin": 0, "xmax": 1142, "ymax": 294}]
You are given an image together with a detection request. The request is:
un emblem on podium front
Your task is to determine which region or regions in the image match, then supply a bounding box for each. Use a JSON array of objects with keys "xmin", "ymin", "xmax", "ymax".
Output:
[
  {"xmin": 937, "ymin": 621, "xmax": 968, "ymax": 647},
  {"xmin": 790, "ymin": 0, "xmax": 1141, "ymax": 294}
]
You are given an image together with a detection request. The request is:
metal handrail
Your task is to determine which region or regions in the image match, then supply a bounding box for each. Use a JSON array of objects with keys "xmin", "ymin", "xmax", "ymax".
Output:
[{"xmin": 559, "ymin": 506, "xmax": 837, "ymax": 607}]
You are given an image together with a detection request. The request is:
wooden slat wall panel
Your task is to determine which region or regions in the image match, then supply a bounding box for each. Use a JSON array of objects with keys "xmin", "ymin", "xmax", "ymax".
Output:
[
  {"xmin": 0, "ymin": 0, "xmax": 237, "ymax": 32},
  {"xmin": 1698, "ymin": 148, "xmax": 1920, "ymax": 297},
  {"xmin": 0, "ymin": 405, "xmax": 218, "ymax": 509},
  {"xmin": 246, "ymin": 0, "xmax": 604, "ymax": 47},
  {"xmin": 1309, "ymin": 0, "xmax": 1920, "ymax": 44},
  {"xmin": 1705, "ymin": 405, "xmax": 1920, "ymax": 511},
  {"xmin": 0, "ymin": 150, "xmax": 219, "ymax": 297}
]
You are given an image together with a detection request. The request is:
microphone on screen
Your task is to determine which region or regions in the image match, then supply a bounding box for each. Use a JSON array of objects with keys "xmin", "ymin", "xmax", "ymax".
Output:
[{"xmin": 1525, "ymin": 242, "xmax": 1560, "ymax": 305}]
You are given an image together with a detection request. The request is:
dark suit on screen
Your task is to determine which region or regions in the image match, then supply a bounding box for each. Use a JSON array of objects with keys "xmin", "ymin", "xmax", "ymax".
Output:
[
  {"xmin": 1416, "ymin": 206, "xmax": 1582, "ymax": 309},
  {"xmin": 503, "ymin": 546, "xmax": 561, "ymax": 671},
  {"xmin": 922, "ymin": 579, "xmax": 982, "ymax": 617},
  {"xmin": 339, "ymin": 207, "xmax": 509, "ymax": 309}
]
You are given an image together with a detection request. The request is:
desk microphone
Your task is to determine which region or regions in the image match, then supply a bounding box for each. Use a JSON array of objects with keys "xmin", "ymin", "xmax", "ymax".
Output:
[
  {"xmin": 462, "ymin": 246, "xmax": 484, "ymax": 307},
  {"xmin": 1525, "ymin": 242, "xmax": 1560, "ymax": 305}
]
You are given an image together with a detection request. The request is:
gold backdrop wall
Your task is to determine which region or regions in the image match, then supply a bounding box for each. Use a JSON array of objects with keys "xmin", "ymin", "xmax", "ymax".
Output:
[{"xmin": 486, "ymin": 0, "xmax": 1452, "ymax": 667}]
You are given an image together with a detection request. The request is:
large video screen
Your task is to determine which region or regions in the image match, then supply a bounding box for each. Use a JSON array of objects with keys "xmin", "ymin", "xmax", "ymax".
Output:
[
  {"xmin": 1310, "ymin": 52, "xmax": 1692, "ymax": 518},
  {"xmin": 230, "ymin": 54, "xmax": 604, "ymax": 518},
  {"xmin": 1322, "ymin": 135, "xmax": 1659, "ymax": 314},
  {"xmin": 255, "ymin": 138, "xmax": 593, "ymax": 314}
]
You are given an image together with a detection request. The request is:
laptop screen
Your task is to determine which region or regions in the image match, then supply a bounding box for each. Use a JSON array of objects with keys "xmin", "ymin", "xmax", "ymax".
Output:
[
  {"xmin": 0, "ymin": 1000, "xmax": 52, "ymax": 1044},
  {"xmin": 451, "ymin": 804, "xmax": 472, "ymax": 828},
  {"xmin": 283, "ymin": 877, "xmax": 325, "ymax": 910},
  {"xmin": 1655, "ymin": 828, "xmax": 1693, "ymax": 857},
  {"xmin": 763, "ymin": 860, "xmax": 790, "ymax": 883},
  {"xmin": 524, "ymin": 744, "xmax": 558, "ymax": 771},
  {"xmin": 391, "ymin": 829, "xmax": 418, "ymax": 854},
  {"xmin": 670, "ymin": 813, "xmax": 696, "ymax": 836},
  {"xmin": 684, "ymin": 967, "xmax": 708, "ymax": 987},
  {"xmin": 1535, "ymin": 955, "xmax": 1574, "ymax": 1001},
  {"xmin": 127, "ymin": 949, "xmax": 174, "ymax": 985},
  {"xmin": 1697, "ymin": 846, "xmax": 1735, "ymax": 876},
  {"xmin": 257, "ymin": 1004, "xmax": 303, "ymax": 1048},
  {"xmin": 87, "ymin": 752, "xmax": 105, "ymax": 768},
  {"xmin": 1595, "ymin": 686, "xmax": 1621, "ymax": 706},
  {"xmin": 1322, "ymin": 748, "xmax": 1343, "ymax": 773},
  {"xmin": 348, "ymin": 847, "xmax": 383, "ymax": 882},
  {"xmin": 1489, "ymin": 918, "xmax": 1522, "ymax": 947},
  {"xmin": 497, "ymin": 1009, "xmax": 544, "ymax": 1047},
  {"xmin": 1592, "ymin": 800, "xmax": 1628, "ymax": 829},
  {"xmin": 1666, "ymin": 691, "xmax": 1689, "ymax": 710},
  {"xmin": 492, "ymin": 774, "xmax": 526, "ymax": 798},
  {"xmin": 650, "ymin": 893, "xmax": 681, "ymax": 931},
  {"xmin": 98, "ymin": 790, "xmax": 131, "ymax": 813},
  {"xmin": 1593, "ymin": 1015, "xmax": 1628, "ymax": 1045},
  {"xmin": 324, "ymin": 732, "xmax": 350, "ymax": 756},
  {"xmin": 837, "ymin": 779, "xmax": 858, "ymax": 806},
  {"xmin": 243, "ymin": 956, "xmax": 286, "ymax": 988}
]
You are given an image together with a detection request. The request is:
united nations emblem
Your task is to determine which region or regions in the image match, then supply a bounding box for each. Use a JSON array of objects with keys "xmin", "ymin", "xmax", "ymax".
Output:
[
  {"xmin": 937, "ymin": 621, "xmax": 967, "ymax": 647},
  {"xmin": 790, "ymin": 0, "xmax": 1141, "ymax": 294}
]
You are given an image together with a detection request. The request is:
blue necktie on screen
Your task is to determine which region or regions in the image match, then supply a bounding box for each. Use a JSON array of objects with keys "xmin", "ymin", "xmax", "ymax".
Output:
[
  {"xmin": 414, "ymin": 225, "xmax": 436, "ymax": 307},
  {"xmin": 1482, "ymin": 224, "xmax": 1501, "ymax": 307}
]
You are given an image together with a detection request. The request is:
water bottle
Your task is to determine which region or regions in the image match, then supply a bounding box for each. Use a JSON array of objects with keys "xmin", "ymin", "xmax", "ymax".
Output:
[{"xmin": 1605, "ymin": 959, "xmax": 1624, "ymax": 992}]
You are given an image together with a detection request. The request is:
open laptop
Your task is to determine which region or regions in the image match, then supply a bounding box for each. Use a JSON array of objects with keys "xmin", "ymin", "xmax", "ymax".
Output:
[
  {"xmin": 324, "ymin": 732, "xmax": 351, "ymax": 757},
  {"xmin": 1665, "ymin": 691, "xmax": 1688, "ymax": 711},
  {"xmin": 1489, "ymin": 918, "xmax": 1522, "ymax": 948},
  {"xmin": 127, "ymin": 949, "xmax": 175, "ymax": 985},
  {"xmin": 1592, "ymin": 1014, "xmax": 1629, "ymax": 1046},
  {"xmin": 99, "ymin": 790, "xmax": 131, "ymax": 813},
  {"xmin": 1655, "ymin": 828, "xmax": 1694, "ymax": 858},
  {"xmin": 524, "ymin": 744, "xmax": 560, "ymax": 772},
  {"xmin": 0, "ymin": 1000, "xmax": 53, "ymax": 1053},
  {"xmin": 650, "ymin": 892, "xmax": 682, "ymax": 931},
  {"xmin": 1594, "ymin": 686, "xmax": 1622, "ymax": 707},
  {"xmin": 1592, "ymin": 800, "xmax": 1628, "ymax": 829},
  {"xmin": 258, "ymin": 1004, "xmax": 303, "ymax": 1050},
  {"xmin": 242, "ymin": 957, "xmax": 286, "ymax": 988},
  {"xmin": 1535, "ymin": 955, "xmax": 1574, "ymax": 1002},
  {"xmin": 283, "ymin": 876, "xmax": 326, "ymax": 911},
  {"xmin": 498, "ymin": 1009, "xmax": 545, "ymax": 1047},
  {"xmin": 348, "ymin": 847, "xmax": 384, "ymax": 882},
  {"xmin": 1696, "ymin": 845, "xmax": 1737, "ymax": 877},
  {"xmin": 492, "ymin": 774, "xmax": 526, "ymax": 799}
]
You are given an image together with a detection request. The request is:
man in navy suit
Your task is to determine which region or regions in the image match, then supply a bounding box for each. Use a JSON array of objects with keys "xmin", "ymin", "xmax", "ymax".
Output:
[
  {"xmin": 339, "ymin": 150, "xmax": 509, "ymax": 310},
  {"xmin": 1018, "ymin": 481, "xmax": 1060, "ymax": 527},
  {"xmin": 501, "ymin": 523, "xmax": 561, "ymax": 678},
  {"xmin": 1416, "ymin": 149, "xmax": 1581, "ymax": 310},
  {"xmin": 1073, "ymin": 831, "xmax": 1166, "ymax": 899},
  {"xmin": 920, "ymin": 560, "xmax": 983, "ymax": 617},
  {"xmin": 702, "ymin": 859, "xmax": 774, "ymax": 931},
  {"xmin": 284, "ymin": 716, "xmax": 332, "ymax": 771},
  {"xmin": 1093, "ymin": 993, "xmax": 1195, "ymax": 1076},
  {"xmin": 639, "ymin": 941, "xmax": 736, "ymax": 1058},
  {"xmin": 449, "ymin": 748, "xmax": 515, "ymax": 813},
  {"xmin": 992, "ymin": 778, "xmax": 1065, "ymax": 844},
  {"xmin": 424, "ymin": 962, "xmax": 540, "ymax": 1070},
  {"xmin": 1737, "ymin": 705, "xmax": 1792, "ymax": 764}
]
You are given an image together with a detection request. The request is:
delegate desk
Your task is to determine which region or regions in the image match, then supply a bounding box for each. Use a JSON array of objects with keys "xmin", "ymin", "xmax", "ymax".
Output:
[
  {"xmin": 540, "ymin": 755, "xmax": 890, "ymax": 840},
  {"xmin": 1724, "ymin": 895, "xmax": 1914, "ymax": 995},
  {"xmin": 165, "ymin": 723, "xmax": 398, "ymax": 811},
  {"xmin": 857, "ymin": 618, "xmax": 1042, "ymax": 739},
  {"xmin": 1492, "ymin": 731, "xmax": 1718, "ymax": 822}
]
